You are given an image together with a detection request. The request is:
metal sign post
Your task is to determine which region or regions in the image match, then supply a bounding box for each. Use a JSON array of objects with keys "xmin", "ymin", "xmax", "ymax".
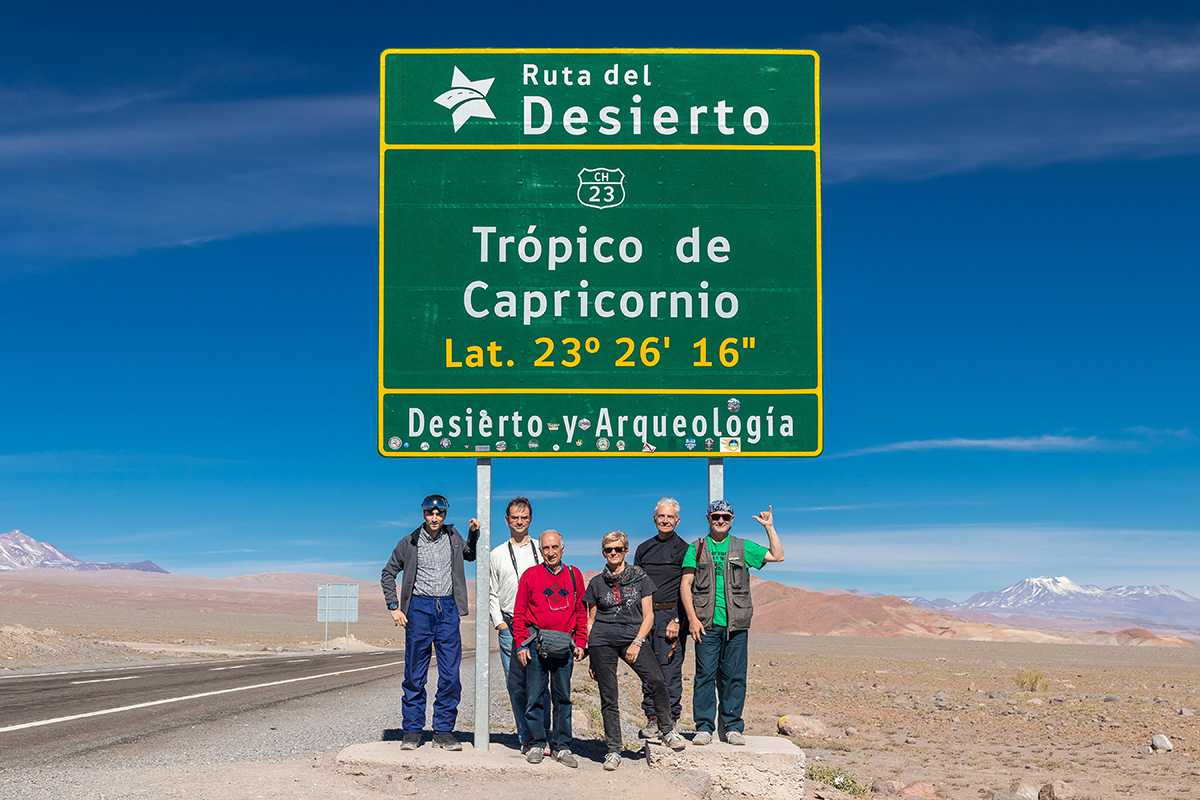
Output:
[
  {"xmin": 474, "ymin": 458, "xmax": 492, "ymax": 751},
  {"xmin": 708, "ymin": 457, "xmax": 724, "ymax": 505}
]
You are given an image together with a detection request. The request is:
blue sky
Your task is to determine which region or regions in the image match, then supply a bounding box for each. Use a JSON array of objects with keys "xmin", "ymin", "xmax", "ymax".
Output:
[{"xmin": 2, "ymin": 2, "xmax": 1198, "ymax": 600}]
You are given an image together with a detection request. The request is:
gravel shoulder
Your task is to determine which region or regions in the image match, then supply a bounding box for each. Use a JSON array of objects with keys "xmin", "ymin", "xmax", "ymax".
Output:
[{"xmin": 5, "ymin": 624, "xmax": 1200, "ymax": 798}]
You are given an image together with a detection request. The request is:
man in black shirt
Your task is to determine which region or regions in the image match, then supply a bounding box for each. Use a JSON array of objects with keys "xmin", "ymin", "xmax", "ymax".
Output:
[{"xmin": 632, "ymin": 496, "xmax": 691, "ymax": 737}]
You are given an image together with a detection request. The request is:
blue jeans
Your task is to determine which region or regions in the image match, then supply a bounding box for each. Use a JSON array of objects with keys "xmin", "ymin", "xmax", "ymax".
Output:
[
  {"xmin": 402, "ymin": 595, "xmax": 462, "ymax": 734},
  {"xmin": 692, "ymin": 625, "xmax": 747, "ymax": 734},
  {"xmin": 498, "ymin": 623, "xmax": 549, "ymax": 744},
  {"xmin": 524, "ymin": 647, "xmax": 574, "ymax": 751}
]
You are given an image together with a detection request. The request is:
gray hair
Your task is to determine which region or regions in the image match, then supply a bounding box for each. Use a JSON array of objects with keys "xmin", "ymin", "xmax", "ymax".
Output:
[
  {"xmin": 539, "ymin": 529, "xmax": 563, "ymax": 547},
  {"xmin": 654, "ymin": 497, "xmax": 681, "ymax": 516}
]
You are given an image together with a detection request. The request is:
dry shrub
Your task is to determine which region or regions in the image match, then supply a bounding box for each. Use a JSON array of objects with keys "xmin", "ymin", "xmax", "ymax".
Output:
[{"xmin": 1014, "ymin": 669, "xmax": 1050, "ymax": 692}]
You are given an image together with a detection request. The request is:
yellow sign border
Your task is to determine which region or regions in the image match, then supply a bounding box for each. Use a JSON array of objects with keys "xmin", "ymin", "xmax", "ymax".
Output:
[{"xmin": 378, "ymin": 48, "xmax": 822, "ymax": 457}]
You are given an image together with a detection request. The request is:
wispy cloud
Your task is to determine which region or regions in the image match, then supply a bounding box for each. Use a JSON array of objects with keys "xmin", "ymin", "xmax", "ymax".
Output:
[
  {"xmin": 0, "ymin": 85, "xmax": 374, "ymax": 272},
  {"xmin": 770, "ymin": 523, "xmax": 1200, "ymax": 597},
  {"xmin": 821, "ymin": 24, "xmax": 1200, "ymax": 182},
  {"xmin": 7, "ymin": 24, "xmax": 1200, "ymax": 267},
  {"xmin": 0, "ymin": 450, "xmax": 243, "ymax": 473},
  {"xmin": 494, "ymin": 489, "xmax": 578, "ymax": 500},
  {"xmin": 779, "ymin": 500, "xmax": 990, "ymax": 512},
  {"xmin": 831, "ymin": 428, "xmax": 1195, "ymax": 458}
]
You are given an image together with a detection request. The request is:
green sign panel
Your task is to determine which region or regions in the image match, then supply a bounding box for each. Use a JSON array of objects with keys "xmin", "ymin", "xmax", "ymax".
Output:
[{"xmin": 379, "ymin": 48, "xmax": 822, "ymax": 457}]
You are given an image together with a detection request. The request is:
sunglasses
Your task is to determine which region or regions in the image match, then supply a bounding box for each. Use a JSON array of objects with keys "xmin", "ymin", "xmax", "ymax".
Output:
[
  {"xmin": 708, "ymin": 513, "xmax": 732, "ymax": 522},
  {"xmin": 603, "ymin": 547, "xmax": 627, "ymax": 554},
  {"xmin": 423, "ymin": 508, "xmax": 446, "ymax": 516}
]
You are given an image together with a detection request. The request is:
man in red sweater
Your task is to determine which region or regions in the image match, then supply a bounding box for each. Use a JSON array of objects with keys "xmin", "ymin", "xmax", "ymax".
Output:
[{"xmin": 512, "ymin": 529, "xmax": 587, "ymax": 767}]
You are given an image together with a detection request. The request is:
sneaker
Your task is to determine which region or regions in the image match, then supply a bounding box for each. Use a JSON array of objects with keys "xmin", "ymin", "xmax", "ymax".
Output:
[
  {"xmin": 662, "ymin": 729, "xmax": 687, "ymax": 750},
  {"xmin": 519, "ymin": 741, "xmax": 532, "ymax": 755},
  {"xmin": 400, "ymin": 732, "xmax": 421, "ymax": 750},
  {"xmin": 725, "ymin": 730, "xmax": 746, "ymax": 746},
  {"xmin": 551, "ymin": 749, "xmax": 578, "ymax": 768},
  {"xmin": 432, "ymin": 732, "xmax": 462, "ymax": 751},
  {"xmin": 638, "ymin": 717, "xmax": 660, "ymax": 740},
  {"xmin": 526, "ymin": 746, "xmax": 545, "ymax": 764},
  {"xmin": 603, "ymin": 752, "xmax": 621, "ymax": 771},
  {"xmin": 692, "ymin": 731, "xmax": 712, "ymax": 746}
]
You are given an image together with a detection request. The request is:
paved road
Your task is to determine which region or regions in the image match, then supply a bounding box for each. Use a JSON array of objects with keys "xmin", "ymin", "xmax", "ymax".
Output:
[{"xmin": 0, "ymin": 651, "xmax": 412, "ymax": 769}]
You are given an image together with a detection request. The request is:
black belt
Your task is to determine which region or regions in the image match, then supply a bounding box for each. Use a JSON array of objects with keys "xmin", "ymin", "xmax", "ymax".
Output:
[{"xmin": 653, "ymin": 602, "xmax": 678, "ymax": 610}]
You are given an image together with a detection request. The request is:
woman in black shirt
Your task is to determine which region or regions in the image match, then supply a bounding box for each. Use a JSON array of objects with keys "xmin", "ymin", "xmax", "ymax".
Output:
[{"xmin": 585, "ymin": 530, "xmax": 687, "ymax": 769}]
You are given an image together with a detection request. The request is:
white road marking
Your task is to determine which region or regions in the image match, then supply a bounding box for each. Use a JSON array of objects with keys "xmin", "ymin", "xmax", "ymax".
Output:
[
  {"xmin": 69, "ymin": 676, "xmax": 140, "ymax": 685},
  {"xmin": 208, "ymin": 664, "xmax": 252, "ymax": 671},
  {"xmin": 335, "ymin": 655, "xmax": 353, "ymax": 659},
  {"xmin": 284, "ymin": 659, "xmax": 311, "ymax": 663},
  {"xmin": 0, "ymin": 660, "xmax": 405, "ymax": 733}
]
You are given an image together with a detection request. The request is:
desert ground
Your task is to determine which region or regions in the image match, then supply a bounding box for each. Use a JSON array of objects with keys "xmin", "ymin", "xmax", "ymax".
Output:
[{"xmin": 3, "ymin": 569, "xmax": 1200, "ymax": 799}]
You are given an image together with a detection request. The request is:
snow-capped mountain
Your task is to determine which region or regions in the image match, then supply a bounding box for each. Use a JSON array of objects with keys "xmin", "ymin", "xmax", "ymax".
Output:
[
  {"xmin": 907, "ymin": 575, "xmax": 1200, "ymax": 629},
  {"xmin": 0, "ymin": 529, "xmax": 167, "ymax": 573}
]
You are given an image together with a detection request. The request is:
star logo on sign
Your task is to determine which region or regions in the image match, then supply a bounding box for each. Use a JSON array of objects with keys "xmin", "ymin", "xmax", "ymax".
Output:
[{"xmin": 434, "ymin": 67, "xmax": 495, "ymax": 132}]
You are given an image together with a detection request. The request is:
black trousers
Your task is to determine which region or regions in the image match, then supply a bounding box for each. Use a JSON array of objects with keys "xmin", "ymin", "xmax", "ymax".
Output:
[
  {"xmin": 640, "ymin": 607, "xmax": 686, "ymax": 720},
  {"xmin": 590, "ymin": 641, "xmax": 674, "ymax": 753}
]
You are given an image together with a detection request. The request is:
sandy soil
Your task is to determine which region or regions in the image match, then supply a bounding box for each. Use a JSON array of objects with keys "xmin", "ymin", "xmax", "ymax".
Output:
[{"xmin": 5, "ymin": 573, "xmax": 1200, "ymax": 798}]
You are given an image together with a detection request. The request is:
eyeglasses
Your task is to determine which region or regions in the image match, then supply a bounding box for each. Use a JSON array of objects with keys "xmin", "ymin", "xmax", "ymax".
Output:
[
  {"xmin": 507, "ymin": 514, "xmax": 531, "ymax": 522},
  {"xmin": 603, "ymin": 547, "xmax": 628, "ymax": 554},
  {"xmin": 423, "ymin": 508, "xmax": 446, "ymax": 517},
  {"xmin": 708, "ymin": 513, "xmax": 732, "ymax": 522}
]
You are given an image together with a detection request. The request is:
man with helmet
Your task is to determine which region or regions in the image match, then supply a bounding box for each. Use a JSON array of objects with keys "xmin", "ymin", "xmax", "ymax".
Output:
[{"xmin": 381, "ymin": 493, "xmax": 480, "ymax": 751}]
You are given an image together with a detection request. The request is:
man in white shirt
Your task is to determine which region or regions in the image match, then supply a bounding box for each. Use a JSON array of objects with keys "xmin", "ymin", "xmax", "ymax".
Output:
[{"xmin": 488, "ymin": 496, "xmax": 549, "ymax": 752}]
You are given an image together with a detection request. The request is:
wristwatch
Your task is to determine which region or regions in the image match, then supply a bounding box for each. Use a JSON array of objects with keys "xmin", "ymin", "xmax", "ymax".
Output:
[{"xmin": 387, "ymin": 601, "xmax": 399, "ymax": 611}]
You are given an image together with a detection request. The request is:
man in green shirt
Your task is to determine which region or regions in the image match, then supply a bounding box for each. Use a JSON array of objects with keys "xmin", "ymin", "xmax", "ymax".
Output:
[{"xmin": 680, "ymin": 499, "xmax": 784, "ymax": 745}]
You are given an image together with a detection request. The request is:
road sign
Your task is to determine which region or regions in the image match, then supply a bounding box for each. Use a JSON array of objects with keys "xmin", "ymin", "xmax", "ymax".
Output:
[
  {"xmin": 317, "ymin": 583, "xmax": 359, "ymax": 622},
  {"xmin": 380, "ymin": 49, "xmax": 821, "ymax": 457}
]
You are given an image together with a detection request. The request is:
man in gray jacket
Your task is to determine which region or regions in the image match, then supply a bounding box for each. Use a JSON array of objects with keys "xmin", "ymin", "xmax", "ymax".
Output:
[{"xmin": 381, "ymin": 493, "xmax": 479, "ymax": 750}]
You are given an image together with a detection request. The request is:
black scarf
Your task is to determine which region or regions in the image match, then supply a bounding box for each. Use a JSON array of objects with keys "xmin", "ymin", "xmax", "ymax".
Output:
[{"xmin": 603, "ymin": 562, "xmax": 645, "ymax": 587}]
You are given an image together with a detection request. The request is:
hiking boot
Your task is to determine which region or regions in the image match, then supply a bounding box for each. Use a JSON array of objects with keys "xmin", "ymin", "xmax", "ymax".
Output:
[
  {"xmin": 662, "ymin": 729, "xmax": 687, "ymax": 750},
  {"xmin": 526, "ymin": 746, "xmax": 545, "ymax": 764},
  {"xmin": 551, "ymin": 749, "xmax": 578, "ymax": 768},
  {"xmin": 692, "ymin": 731, "xmax": 712, "ymax": 746},
  {"xmin": 724, "ymin": 730, "xmax": 746, "ymax": 746},
  {"xmin": 638, "ymin": 717, "xmax": 660, "ymax": 740},
  {"xmin": 400, "ymin": 732, "xmax": 421, "ymax": 750},
  {"xmin": 603, "ymin": 752, "xmax": 621, "ymax": 771},
  {"xmin": 432, "ymin": 732, "xmax": 462, "ymax": 751}
]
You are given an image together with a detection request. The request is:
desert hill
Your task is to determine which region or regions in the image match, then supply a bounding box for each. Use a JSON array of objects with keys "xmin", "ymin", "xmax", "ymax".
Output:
[
  {"xmin": 747, "ymin": 577, "xmax": 1196, "ymax": 647},
  {"xmin": 1, "ymin": 567, "xmax": 1192, "ymax": 647}
]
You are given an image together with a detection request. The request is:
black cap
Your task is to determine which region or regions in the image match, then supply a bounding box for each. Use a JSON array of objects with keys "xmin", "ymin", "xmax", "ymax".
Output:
[{"xmin": 421, "ymin": 494, "xmax": 449, "ymax": 510}]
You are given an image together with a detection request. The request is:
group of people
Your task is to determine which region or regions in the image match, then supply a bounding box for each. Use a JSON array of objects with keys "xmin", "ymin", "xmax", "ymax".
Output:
[{"xmin": 380, "ymin": 492, "xmax": 785, "ymax": 769}]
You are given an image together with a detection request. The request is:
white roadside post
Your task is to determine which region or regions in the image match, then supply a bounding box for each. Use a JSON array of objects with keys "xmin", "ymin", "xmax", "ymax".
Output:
[{"xmin": 474, "ymin": 458, "xmax": 492, "ymax": 751}]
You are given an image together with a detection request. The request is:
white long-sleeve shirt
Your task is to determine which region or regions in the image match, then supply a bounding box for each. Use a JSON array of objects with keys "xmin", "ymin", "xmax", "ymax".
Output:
[{"xmin": 488, "ymin": 536, "xmax": 542, "ymax": 628}]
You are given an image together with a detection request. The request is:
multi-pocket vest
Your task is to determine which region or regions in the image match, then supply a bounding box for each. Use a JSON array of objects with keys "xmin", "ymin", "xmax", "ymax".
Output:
[{"xmin": 690, "ymin": 535, "xmax": 753, "ymax": 632}]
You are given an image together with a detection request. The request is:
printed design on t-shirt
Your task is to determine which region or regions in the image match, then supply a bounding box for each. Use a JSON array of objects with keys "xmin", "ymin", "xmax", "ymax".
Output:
[
  {"xmin": 603, "ymin": 582, "xmax": 641, "ymax": 615},
  {"xmin": 709, "ymin": 544, "xmax": 727, "ymax": 575},
  {"xmin": 544, "ymin": 578, "xmax": 571, "ymax": 611}
]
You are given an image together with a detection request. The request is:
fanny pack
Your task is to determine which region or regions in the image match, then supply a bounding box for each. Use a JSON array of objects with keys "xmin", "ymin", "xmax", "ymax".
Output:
[{"xmin": 532, "ymin": 626, "xmax": 575, "ymax": 660}]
